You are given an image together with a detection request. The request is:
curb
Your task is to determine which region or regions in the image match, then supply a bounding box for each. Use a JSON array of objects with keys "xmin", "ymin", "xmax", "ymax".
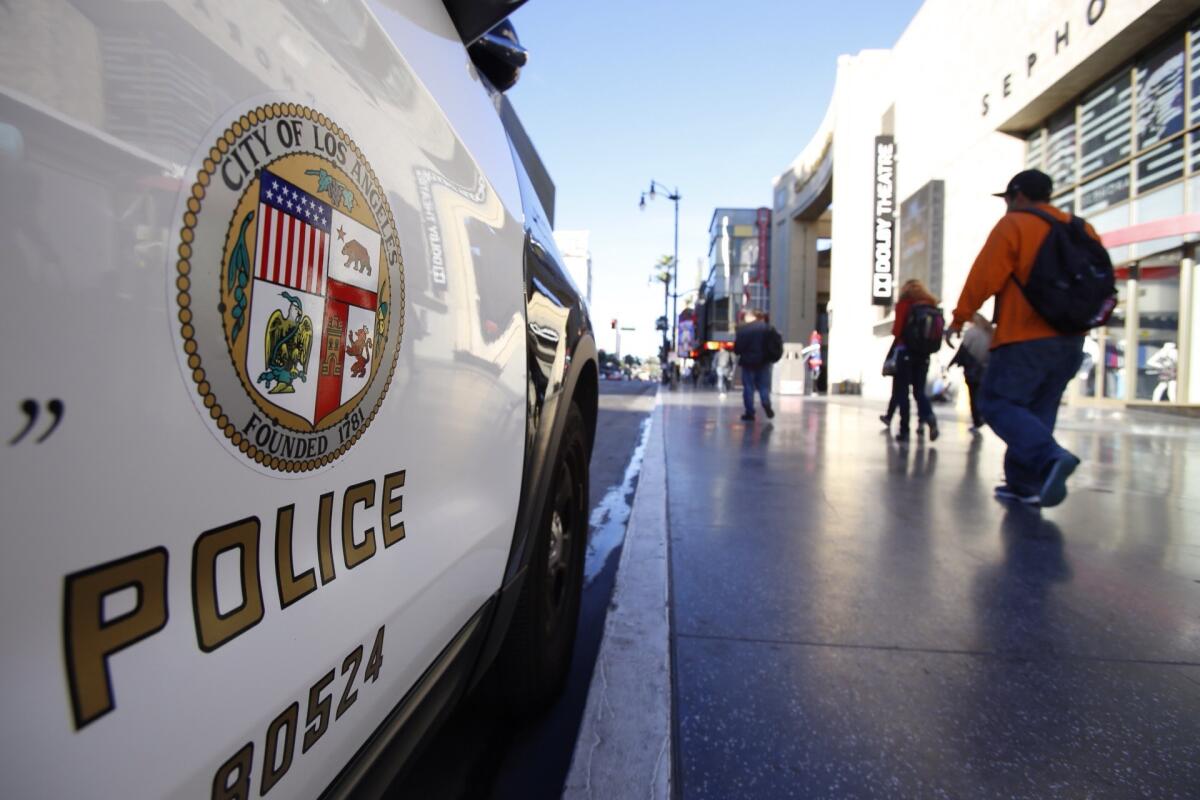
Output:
[{"xmin": 563, "ymin": 398, "xmax": 672, "ymax": 800}]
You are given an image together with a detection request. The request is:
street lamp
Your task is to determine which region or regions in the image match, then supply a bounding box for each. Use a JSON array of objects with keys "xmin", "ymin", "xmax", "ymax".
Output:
[{"xmin": 639, "ymin": 180, "xmax": 681, "ymax": 356}]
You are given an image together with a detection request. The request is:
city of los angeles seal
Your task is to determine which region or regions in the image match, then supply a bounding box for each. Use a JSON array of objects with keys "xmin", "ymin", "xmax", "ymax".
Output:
[{"xmin": 173, "ymin": 103, "xmax": 405, "ymax": 474}]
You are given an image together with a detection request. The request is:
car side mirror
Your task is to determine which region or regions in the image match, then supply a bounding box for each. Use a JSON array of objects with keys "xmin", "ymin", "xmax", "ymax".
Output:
[{"xmin": 468, "ymin": 20, "xmax": 527, "ymax": 93}]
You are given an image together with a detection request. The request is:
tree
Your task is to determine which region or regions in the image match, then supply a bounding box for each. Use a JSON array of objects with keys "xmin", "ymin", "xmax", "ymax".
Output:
[{"xmin": 623, "ymin": 354, "xmax": 640, "ymax": 367}]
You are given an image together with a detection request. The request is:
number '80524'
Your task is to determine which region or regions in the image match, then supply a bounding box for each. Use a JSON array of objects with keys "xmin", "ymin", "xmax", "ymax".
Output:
[{"xmin": 212, "ymin": 626, "xmax": 385, "ymax": 799}]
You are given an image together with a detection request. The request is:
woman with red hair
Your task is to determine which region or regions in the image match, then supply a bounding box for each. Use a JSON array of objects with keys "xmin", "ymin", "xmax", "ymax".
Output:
[{"xmin": 884, "ymin": 279, "xmax": 940, "ymax": 442}]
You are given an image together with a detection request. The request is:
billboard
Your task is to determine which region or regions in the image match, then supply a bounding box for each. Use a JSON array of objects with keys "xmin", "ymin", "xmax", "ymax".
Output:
[{"xmin": 899, "ymin": 180, "xmax": 945, "ymax": 300}]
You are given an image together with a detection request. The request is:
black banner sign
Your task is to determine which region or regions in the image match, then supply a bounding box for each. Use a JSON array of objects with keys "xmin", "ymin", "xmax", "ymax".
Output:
[{"xmin": 872, "ymin": 136, "xmax": 896, "ymax": 305}]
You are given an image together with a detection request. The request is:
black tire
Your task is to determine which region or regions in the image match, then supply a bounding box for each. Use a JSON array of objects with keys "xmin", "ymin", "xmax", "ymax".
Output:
[{"xmin": 492, "ymin": 402, "xmax": 589, "ymax": 716}]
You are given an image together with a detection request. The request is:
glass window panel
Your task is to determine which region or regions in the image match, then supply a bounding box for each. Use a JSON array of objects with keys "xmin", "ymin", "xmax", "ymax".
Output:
[
  {"xmin": 1080, "ymin": 166, "xmax": 1130, "ymax": 214},
  {"xmin": 1189, "ymin": 174, "xmax": 1200, "ymax": 215},
  {"xmin": 1190, "ymin": 131, "xmax": 1200, "ymax": 175},
  {"xmin": 1025, "ymin": 129, "xmax": 1045, "ymax": 170},
  {"xmin": 1087, "ymin": 203, "xmax": 1131, "ymax": 266},
  {"xmin": 1135, "ymin": 138, "xmax": 1185, "ymax": 193},
  {"xmin": 1101, "ymin": 280, "xmax": 1129, "ymax": 400},
  {"xmin": 1080, "ymin": 72, "xmax": 1133, "ymax": 177},
  {"xmin": 1190, "ymin": 248, "xmax": 1200, "ymax": 402},
  {"xmin": 1135, "ymin": 39, "xmax": 1185, "ymax": 151},
  {"xmin": 1132, "ymin": 182, "xmax": 1186, "ymax": 258},
  {"xmin": 1052, "ymin": 191, "xmax": 1075, "ymax": 215},
  {"xmin": 1046, "ymin": 110, "xmax": 1076, "ymax": 188},
  {"xmin": 1134, "ymin": 266, "xmax": 1180, "ymax": 402},
  {"xmin": 1190, "ymin": 18, "xmax": 1200, "ymax": 125},
  {"xmin": 1077, "ymin": 331, "xmax": 1100, "ymax": 398}
]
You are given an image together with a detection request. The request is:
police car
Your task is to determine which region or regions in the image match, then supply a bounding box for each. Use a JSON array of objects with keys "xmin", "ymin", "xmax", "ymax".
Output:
[{"xmin": 0, "ymin": 1, "xmax": 597, "ymax": 797}]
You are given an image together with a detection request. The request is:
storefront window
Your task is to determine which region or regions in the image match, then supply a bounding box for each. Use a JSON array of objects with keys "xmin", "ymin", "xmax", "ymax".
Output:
[
  {"xmin": 1136, "ymin": 138, "xmax": 1185, "ymax": 193},
  {"xmin": 1080, "ymin": 166, "xmax": 1130, "ymax": 214},
  {"xmin": 1078, "ymin": 330, "xmax": 1100, "ymax": 398},
  {"xmin": 1134, "ymin": 261, "xmax": 1181, "ymax": 402},
  {"xmin": 1135, "ymin": 40, "xmax": 1185, "ymax": 152},
  {"xmin": 1102, "ymin": 278, "xmax": 1129, "ymax": 400},
  {"xmin": 1024, "ymin": 130, "xmax": 1044, "ymax": 170},
  {"xmin": 1020, "ymin": 22, "xmax": 1199, "ymax": 407},
  {"xmin": 1090, "ymin": 201, "xmax": 1131, "ymax": 271},
  {"xmin": 1080, "ymin": 72, "xmax": 1133, "ymax": 178},
  {"xmin": 1133, "ymin": 183, "xmax": 1185, "ymax": 256},
  {"xmin": 1190, "ymin": 18, "xmax": 1200, "ymax": 125},
  {"xmin": 1046, "ymin": 110, "xmax": 1076, "ymax": 189}
]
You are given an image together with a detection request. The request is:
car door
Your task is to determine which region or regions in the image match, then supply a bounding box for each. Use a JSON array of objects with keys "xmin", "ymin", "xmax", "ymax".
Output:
[{"xmin": 0, "ymin": 1, "xmax": 526, "ymax": 797}]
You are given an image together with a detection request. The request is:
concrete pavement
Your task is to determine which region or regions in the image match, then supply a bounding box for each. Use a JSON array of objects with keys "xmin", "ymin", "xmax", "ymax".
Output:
[{"xmin": 572, "ymin": 387, "xmax": 1200, "ymax": 799}]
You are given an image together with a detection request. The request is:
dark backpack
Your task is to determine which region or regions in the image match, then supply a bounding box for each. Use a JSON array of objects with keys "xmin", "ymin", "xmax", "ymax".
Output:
[
  {"xmin": 765, "ymin": 327, "xmax": 784, "ymax": 364},
  {"xmin": 903, "ymin": 304, "xmax": 944, "ymax": 356},
  {"xmin": 1014, "ymin": 208, "xmax": 1117, "ymax": 333}
]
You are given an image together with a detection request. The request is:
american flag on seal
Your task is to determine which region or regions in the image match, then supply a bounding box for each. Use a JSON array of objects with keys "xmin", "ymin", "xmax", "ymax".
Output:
[{"xmin": 253, "ymin": 171, "xmax": 331, "ymax": 294}]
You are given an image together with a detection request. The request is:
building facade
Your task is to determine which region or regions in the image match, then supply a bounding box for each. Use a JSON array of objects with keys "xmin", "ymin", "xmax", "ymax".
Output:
[
  {"xmin": 696, "ymin": 207, "xmax": 772, "ymax": 347},
  {"xmin": 773, "ymin": 0, "xmax": 1200, "ymax": 407}
]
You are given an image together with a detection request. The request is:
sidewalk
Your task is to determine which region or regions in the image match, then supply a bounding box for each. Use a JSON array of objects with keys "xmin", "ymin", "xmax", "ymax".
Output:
[{"xmin": 645, "ymin": 389, "xmax": 1199, "ymax": 798}]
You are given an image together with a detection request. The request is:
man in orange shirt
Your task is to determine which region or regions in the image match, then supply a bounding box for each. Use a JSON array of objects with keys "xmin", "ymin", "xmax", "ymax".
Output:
[{"xmin": 948, "ymin": 170, "xmax": 1094, "ymax": 507}]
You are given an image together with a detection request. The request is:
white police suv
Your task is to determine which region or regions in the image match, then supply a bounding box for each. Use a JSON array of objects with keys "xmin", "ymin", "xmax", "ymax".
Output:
[{"xmin": 0, "ymin": 1, "xmax": 598, "ymax": 797}]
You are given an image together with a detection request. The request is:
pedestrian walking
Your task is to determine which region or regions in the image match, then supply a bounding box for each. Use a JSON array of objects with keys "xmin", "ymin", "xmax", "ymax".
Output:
[
  {"xmin": 949, "ymin": 312, "xmax": 993, "ymax": 432},
  {"xmin": 884, "ymin": 279, "xmax": 942, "ymax": 442},
  {"xmin": 733, "ymin": 309, "xmax": 781, "ymax": 421},
  {"xmin": 948, "ymin": 169, "xmax": 1114, "ymax": 507},
  {"xmin": 879, "ymin": 342, "xmax": 899, "ymax": 429},
  {"xmin": 714, "ymin": 347, "xmax": 732, "ymax": 394}
]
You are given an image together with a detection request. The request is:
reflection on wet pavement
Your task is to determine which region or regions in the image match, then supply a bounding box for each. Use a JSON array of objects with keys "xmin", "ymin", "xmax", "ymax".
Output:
[{"xmin": 664, "ymin": 390, "xmax": 1200, "ymax": 799}]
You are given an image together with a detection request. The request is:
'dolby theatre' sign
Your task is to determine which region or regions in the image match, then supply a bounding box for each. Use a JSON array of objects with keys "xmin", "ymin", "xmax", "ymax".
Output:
[{"xmin": 872, "ymin": 135, "xmax": 896, "ymax": 306}]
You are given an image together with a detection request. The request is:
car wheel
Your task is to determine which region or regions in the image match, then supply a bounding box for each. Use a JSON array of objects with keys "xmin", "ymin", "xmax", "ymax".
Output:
[{"xmin": 492, "ymin": 402, "xmax": 588, "ymax": 716}]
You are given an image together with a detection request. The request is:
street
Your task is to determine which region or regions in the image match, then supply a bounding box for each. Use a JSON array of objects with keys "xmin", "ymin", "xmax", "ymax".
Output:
[{"xmin": 389, "ymin": 380, "xmax": 657, "ymax": 799}]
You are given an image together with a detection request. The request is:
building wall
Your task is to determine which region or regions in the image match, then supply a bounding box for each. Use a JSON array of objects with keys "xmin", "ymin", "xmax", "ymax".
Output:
[
  {"xmin": 701, "ymin": 208, "xmax": 768, "ymax": 342},
  {"xmin": 825, "ymin": 50, "xmax": 895, "ymax": 393},
  {"xmin": 779, "ymin": 0, "xmax": 1198, "ymax": 401}
]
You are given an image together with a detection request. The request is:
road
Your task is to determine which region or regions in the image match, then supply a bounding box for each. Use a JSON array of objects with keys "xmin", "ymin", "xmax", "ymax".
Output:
[{"xmin": 389, "ymin": 379, "xmax": 658, "ymax": 799}]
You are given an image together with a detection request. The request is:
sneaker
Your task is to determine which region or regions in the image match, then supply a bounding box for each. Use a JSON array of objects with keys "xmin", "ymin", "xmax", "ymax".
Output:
[
  {"xmin": 994, "ymin": 484, "xmax": 1040, "ymax": 505},
  {"xmin": 740, "ymin": 412, "xmax": 755, "ymax": 422},
  {"xmin": 895, "ymin": 428, "xmax": 910, "ymax": 442},
  {"xmin": 927, "ymin": 417, "xmax": 939, "ymax": 441},
  {"xmin": 879, "ymin": 414, "xmax": 891, "ymax": 427},
  {"xmin": 764, "ymin": 404, "xmax": 775, "ymax": 419},
  {"xmin": 1039, "ymin": 454, "xmax": 1080, "ymax": 508}
]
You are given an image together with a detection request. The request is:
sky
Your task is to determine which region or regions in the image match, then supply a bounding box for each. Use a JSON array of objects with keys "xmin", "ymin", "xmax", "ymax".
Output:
[{"xmin": 506, "ymin": 0, "xmax": 925, "ymax": 359}]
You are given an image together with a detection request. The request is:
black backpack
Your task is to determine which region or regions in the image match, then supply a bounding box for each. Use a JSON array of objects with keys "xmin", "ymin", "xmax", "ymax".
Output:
[
  {"xmin": 902, "ymin": 304, "xmax": 944, "ymax": 356},
  {"xmin": 765, "ymin": 327, "xmax": 784, "ymax": 363},
  {"xmin": 1014, "ymin": 208, "xmax": 1117, "ymax": 333}
]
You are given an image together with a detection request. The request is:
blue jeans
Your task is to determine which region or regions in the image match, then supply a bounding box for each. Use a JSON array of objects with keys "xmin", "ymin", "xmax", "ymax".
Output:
[
  {"xmin": 979, "ymin": 336, "xmax": 1083, "ymax": 493},
  {"xmin": 742, "ymin": 365, "xmax": 771, "ymax": 414},
  {"xmin": 889, "ymin": 350, "xmax": 932, "ymax": 430}
]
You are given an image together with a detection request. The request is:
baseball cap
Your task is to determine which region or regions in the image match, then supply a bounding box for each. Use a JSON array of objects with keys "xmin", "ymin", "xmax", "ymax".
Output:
[{"xmin": 992, "ymin": 169, "xmax": 1053, "ymax": 201}]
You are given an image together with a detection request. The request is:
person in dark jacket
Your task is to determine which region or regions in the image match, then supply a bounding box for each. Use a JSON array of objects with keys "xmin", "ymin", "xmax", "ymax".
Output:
[
  {"xmin": 887, "ymin": 279, "xmax": 940, "ymax": 442},
  {"xmin": 733, "ymin": 310, "xmax": 775, "ymax": 422},
  {"xmin": 949, "ymin": 312, "xmax": 993, "ymax": 433}
]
